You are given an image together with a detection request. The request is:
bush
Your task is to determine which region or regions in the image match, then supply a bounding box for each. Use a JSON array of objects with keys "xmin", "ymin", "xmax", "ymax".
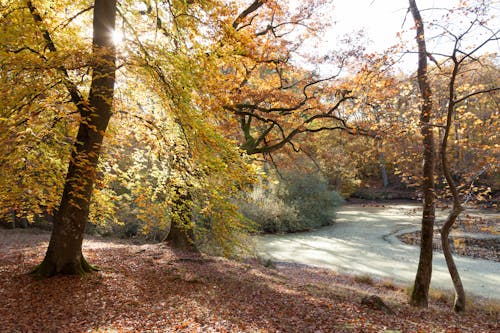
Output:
[
  {"xmin": 239, "ymin": 172, "xmax": 343, "ymax": 233},
  {"xmin": 239, "ymin": 186, "xmax": 301, "ymax": 233}
]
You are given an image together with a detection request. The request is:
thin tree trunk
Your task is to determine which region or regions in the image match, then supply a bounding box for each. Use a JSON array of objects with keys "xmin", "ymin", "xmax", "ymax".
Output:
[
  {"xmin": 166, "ymin": 187, "xmax": 198, "ymax": 252},
  {"xmin": 440, "ymin": 56, "xmax": 466, "ymax": 313},
  {"xmin": 380, "ymin": 154, "xmax": 389, "ymax": 188},
  {"xmin": 378, "ymin": 140, "xmax": 389, "ymax": 188},
  {"xmin": 454, "ymin": 112, "xmax": 460, "ymax": 164},
  {"xmin": 440, "ymin": 207, "xmax": 465, "ymax": 312},
  {"xmin": 8, "ymin": 210, "xmax": 16, "ymax": 229},
  {"xmin": 33, "ymin": 0, "xmax": 117, "ymax": 277},
  {"xmin": 409, "ymin": 0, "xmax": 436, "ymax": 308}
]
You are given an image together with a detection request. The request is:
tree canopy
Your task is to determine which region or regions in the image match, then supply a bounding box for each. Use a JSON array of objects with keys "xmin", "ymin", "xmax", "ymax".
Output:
[{"xmin": 0, "ymin": 0, "xmax": 498, "ymax": 298}]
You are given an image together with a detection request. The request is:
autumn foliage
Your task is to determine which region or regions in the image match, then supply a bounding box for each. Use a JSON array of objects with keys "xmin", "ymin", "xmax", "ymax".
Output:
[{"xmin": 0, "ymin": 0, "xmax": 499, "ymax": 326}]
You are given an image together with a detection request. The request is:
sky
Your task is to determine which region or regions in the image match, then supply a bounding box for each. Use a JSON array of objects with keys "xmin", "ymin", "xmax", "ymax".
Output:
[
  {"xmin": 325, "ymin": 0, "xmax": 411, "ymax": 51},
  {"xmin": 313, "ymin": 0, "xmax": 500, "ymax": 73}
]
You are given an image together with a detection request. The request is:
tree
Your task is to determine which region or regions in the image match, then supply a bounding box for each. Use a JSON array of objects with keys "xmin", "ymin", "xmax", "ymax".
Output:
[
  {"xmin": 0, "ymin": 1, "xmax": 79, "ymax": 225},
  {"xmin": 408, "ymin": 0, "xmax": 436, "ymax": 308},
  {"xmin": 204, "ymin": 0, "xmax": 372, "ymax": 157},
  {"xmin": 1, "ymin": 0, "xmax": 260, "ymax": 259},
  {"xmin": 32, "ymin": 0, "xmax": 117, "ymax": 276},
  {"xmin": 406, "ymin": 0, "xmax": 499, "ymax": 310},
  {"xmin": 433, "ymin": 8, "xmax": 498, "ymax": 313},
  {"xmin": 93, "ymin": 0, "xmax": 259, "ymax": 255},
  {"xmin": 154, "ymin": 0, "xmax": 368, "ymax": 248}
]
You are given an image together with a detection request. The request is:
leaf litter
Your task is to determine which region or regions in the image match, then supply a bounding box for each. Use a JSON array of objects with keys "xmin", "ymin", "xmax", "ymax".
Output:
[{"xmin": 0, "ymin": 229, "xmax": 498, "ymax": 332}]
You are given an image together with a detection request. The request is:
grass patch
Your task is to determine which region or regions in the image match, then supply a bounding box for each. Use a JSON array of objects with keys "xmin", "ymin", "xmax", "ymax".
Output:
[
  {"xmin": 404, "ymin": 285, "xmax": 451, "ymax": 305},
  {"xmin": 429, "ymin": 288, "xmax": 452, "ymax": 304},
  {"xmin": 354, "ymin": 273, "xmax": 375, "ymax": 285},
  {"xmin": 380, "ymin": 278, "xmax": 398, "ymax": 290},
  {"xmin": 468, "ymin": 298, "xmax": 500, "ymax": 317}
]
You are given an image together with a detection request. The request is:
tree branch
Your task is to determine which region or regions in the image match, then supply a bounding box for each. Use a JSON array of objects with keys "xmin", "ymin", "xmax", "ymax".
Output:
[
  {"xmin": 454, "ymin": 87, "xmax": 500, "ymax": 105},
  {"xmin": 26, "ymin": 1, "xmax": 85, "ymax": 110},
  {"xmin": 232, "ymin": 0, "xmax": 265, "ymax": 30}
]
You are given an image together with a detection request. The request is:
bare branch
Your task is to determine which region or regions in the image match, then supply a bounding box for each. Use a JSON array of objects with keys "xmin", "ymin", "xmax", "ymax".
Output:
[
  {"xmin": 233, "ymin": 0, "xmax": 265, "ymax": 30},
  {"xmin": 54, "ymin": 6, "xmax": 94, "ymax": 31},
  {"xmin": 455, "ymin": 87, "xmax": 500, "ymax": 105},
  {"xmin": 26, "ymin": 1, "xmax": 85, "ymax": 110}
]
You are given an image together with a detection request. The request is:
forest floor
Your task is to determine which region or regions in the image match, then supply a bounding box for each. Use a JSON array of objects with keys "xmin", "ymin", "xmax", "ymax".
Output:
[{"xmin": 0, "ymin": 229, "xmax": 499, "ymax": 332}]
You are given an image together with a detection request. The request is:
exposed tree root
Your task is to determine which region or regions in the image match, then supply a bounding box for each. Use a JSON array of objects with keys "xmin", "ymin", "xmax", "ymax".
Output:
[{"xmin": 31, "ymin": 255, "xmax": 99, "ymax": 278}]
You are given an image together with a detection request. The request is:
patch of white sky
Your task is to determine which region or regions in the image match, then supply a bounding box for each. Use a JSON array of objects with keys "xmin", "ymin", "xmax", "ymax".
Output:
[
  {"xmin": 293, "ymin": 0, "xmax": 500, "ymax": 75},
  {"xmin": 113, "ymin": 0, "xmax": 498, "ymax": 74}
]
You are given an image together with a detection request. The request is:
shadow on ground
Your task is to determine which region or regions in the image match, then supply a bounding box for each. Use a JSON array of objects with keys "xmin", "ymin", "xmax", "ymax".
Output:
[{"xmin": 0, "ymin": 229, "xmax": 498, "ymax": 332}]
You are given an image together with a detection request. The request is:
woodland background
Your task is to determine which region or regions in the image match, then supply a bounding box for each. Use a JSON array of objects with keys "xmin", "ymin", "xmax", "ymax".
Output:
[{"xmin": 0, "ymin": 0, "xmax": 499, "ymax": 330}]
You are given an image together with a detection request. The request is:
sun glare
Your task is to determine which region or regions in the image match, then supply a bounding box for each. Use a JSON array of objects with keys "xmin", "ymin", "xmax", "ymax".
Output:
[{"xmin": 111, "ymin": 29, "xmax": 123, "ymax": 45}]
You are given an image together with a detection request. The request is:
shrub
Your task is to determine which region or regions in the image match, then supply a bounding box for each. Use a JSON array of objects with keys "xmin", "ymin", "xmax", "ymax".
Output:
[
  {"xmin": 238, "ymin": 185, "xmax": 301, "ymax": 233},
  {"xmin": 239, "ymin": 172, "xmax": 343, "ymax": 233},
  {"xmin": 279, "ymin": 172, "xmax": 343, "ymax": 229}
]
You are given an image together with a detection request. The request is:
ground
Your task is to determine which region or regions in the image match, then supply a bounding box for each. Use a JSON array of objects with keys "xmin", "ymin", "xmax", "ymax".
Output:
[{"xmin": 0, "ymin": 229, "xmax": 499, "ymax": 332}]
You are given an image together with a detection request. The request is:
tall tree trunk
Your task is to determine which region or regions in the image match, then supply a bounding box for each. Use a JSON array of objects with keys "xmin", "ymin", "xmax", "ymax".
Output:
[
  {"xmin": 33, "ymin": 0, "xmax": 117, "ymax": 277},
  {"xmin": 166, "ymin": 221, "xmax": 197, "ymax": 251},
  {"xmin": 440, "ymin": 56, "xmax": 466, "ymax": 313},
  {"xmin": 409, "ymin": 0, "xmax": 436, "ymax": 308}
]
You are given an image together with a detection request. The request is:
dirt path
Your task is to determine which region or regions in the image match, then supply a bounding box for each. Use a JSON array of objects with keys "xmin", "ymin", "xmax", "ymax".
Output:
[{"xmin": 257, "ymin": 203, "xmax": 500, "ymax": 300}]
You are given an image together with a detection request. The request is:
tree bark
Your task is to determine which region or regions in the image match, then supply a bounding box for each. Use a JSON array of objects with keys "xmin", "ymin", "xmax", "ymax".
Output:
[
  {"xmin": 166, "ymin": 220, "xmax": 197, "ymax": 251},
  {"xmin": 380, "ymin": 153, "xmax": 389, "ymax": 188},
  {"xmin": 440, "ymin": 207, "xmax": 465, "ymax": 312},
  {"xmin": 409, "ymin": 0, "xmax": 436, "ymax": 308},
  {"xmin": 440, "ymin": 55, "xmax": 466, "ymax": 313},
  {"xmin": 33, "ymin": 0, "xmax": 117, "ymax": 277},
  {"xmin": 378, "ymin": 141, "xmax": 389, "ymax": 188},
  {"xmin": 166, "ymin": 187, "xmax": 198, "ymax": 252}
]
